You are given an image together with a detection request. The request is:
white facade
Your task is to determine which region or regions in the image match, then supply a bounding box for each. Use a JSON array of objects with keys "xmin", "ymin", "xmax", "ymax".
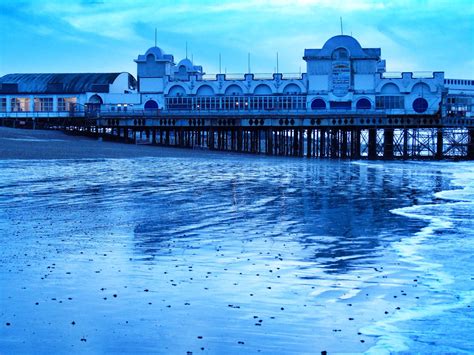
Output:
[{"xmin": 0, "ymin": 35, "xmax": 472, "ymax": 118}]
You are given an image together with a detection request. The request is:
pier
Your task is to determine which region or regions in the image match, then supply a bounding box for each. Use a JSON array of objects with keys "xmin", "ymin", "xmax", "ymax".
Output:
[
  {"xmin": 1, "ymin": 35, "xmax": 472, "ymax": 160},
  {"xmin": 1, "ymin": 110, "xmax": 473, "ymax": 160}
]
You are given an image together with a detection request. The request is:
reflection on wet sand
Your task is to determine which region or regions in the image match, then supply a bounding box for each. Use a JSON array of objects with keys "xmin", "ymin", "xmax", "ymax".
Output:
[{"xmin": 0, "ymin": 154, "xmax": 470, "ymax": 354}]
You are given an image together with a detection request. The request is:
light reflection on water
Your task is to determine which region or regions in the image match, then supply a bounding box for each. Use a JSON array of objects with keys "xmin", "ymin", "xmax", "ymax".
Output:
[{"xmin": 0, "ymin": 155, "xmax": 472, "ymax": 354}]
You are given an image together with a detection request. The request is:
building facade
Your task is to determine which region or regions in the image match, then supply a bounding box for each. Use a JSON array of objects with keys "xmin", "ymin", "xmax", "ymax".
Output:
[{"xmin": 0, "ymin": 35, "xmax": 472, "ymax": 119}]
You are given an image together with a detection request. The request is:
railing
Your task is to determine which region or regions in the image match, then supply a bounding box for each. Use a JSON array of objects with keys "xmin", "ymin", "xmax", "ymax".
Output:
[
  {"xmin": 382, "ymin": 71, "xmax": 438, "ymax": 79},
  {"xmin": 200, "ymin": 73, "xmax": 304, "ymax": 80},
  {"xmin": 2, "ymin": 107, "xmax": 470, "ymax": 119},
  {"xmin": 0, "ymin": 111, "xmax": 83, "ymax": 118}
]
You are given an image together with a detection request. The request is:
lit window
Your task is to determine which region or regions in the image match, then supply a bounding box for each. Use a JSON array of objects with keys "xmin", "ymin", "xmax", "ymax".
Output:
[{"xmin": 11, "ymin": 97, "xmax": 30, "ymax": 112}]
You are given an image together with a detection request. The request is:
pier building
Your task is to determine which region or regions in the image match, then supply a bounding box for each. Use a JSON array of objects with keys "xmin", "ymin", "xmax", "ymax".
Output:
[{"xmin": 1, "ymin": 35, "xmax": 473, "ymax": 159}]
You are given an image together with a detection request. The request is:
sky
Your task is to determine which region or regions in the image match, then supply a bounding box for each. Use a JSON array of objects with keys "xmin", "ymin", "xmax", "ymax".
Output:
[{"xmin": 0, "ymin": 0, "xmax": 473, "ymax": 79}]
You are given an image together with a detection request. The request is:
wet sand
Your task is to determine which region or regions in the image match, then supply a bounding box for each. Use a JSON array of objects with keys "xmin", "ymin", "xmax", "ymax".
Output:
[
  {"xmin": 1, "ymin": 127, "xmax": 472, "ymax": 354},
  {"xmin": 0, "ymin": 127, "xmax": 198, "ymax": 160}
]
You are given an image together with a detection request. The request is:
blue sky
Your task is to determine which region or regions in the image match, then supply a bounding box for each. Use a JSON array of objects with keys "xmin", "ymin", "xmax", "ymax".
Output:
[{"xmin": 0, "ymin": 0, "xmax": 473, "ymax": 78}]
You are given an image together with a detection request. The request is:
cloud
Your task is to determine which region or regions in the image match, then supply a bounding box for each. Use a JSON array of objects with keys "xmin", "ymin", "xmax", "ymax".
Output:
[{"xmin": 0, "ymin": 0, "xmax": 472, "ymax": 77}]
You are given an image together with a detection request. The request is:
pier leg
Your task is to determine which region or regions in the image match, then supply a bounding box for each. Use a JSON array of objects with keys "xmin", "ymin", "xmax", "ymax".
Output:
[
  {"xmin": 209, "ymin": 128, "xmax": 215, "ymax": 150},
  {"xmin": 341, "ymin": 129, "xmax": 348, "ymax": 159},
  {"xmin": 267, "ymin": 128, "xmax": 273, "ymax": 155},
  {"xmin": 307, "ymin": 129, "xmax": 312, "ymax": 158},
  {"xmin": 293, "ymin": 129, "xmax": 298, "ymax": 156},
  {"xmin": 124, "ymin": 128, "xmax": 129, "ymax": 143},
  {"xmin": 368, "ymin": 128, "xmax": 377, "ymax": 160},
  {"xmin": 383, "ymin": 128, "xmax": 394, "ymax": 160},
  {"xmin": 468, "ymin": 129, "xmax": 474, "ymax": 159},
  {"xmin": 320, "ymin": 128, "xmax": 326, "ymax": 158},
  {"xmin": 403, "ymin": 129, "xmax": 409, "ymax": 159},
  {"xmin": 436, "ymin": 128, "xmax": 443, "ymax": 160},
  {"xmin": 330, "ymin": 129, "xmax": 338, "ymax": 158},
  {"xmin": 237, "ymin": 128, "xmax": 243, "ymax": 152},
  {"xmin": 352, "ymin": 129, "xmax": 361, "ymax": 159}
]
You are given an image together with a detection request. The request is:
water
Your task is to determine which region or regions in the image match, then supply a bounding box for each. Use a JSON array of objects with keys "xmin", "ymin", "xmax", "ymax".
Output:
[{"xmin": 0, "ymin": 152, "xmax": 472, "ymax": 354}]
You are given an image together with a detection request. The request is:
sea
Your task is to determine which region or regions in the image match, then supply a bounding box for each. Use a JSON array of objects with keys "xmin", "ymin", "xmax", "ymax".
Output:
[{"xmin": 0, "ymin": 151, "xmax": 473, "ymax": 354}]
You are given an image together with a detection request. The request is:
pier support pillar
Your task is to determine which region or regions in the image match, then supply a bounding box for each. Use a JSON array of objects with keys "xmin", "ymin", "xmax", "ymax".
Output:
[
  {"xmin": 299, "ymin": 128, "xmax": 305, "ymax": 157},
  {"xmin": 468, "ymin": 129, "xmax": 474, "ymax": 160},
  {"xmin": 209, "ymin": 128, "xmax": 215, "ymax": 150},
  {"xmin": 403, "ymin": 129, "xmax": 409, "ymax": 159},
  {"xmin": 330, "ymin": 129, "xmax": 339, "ymax": 158},
  {"xmin": 320, "ymin": 128, "xmax": 326, "ymax": 157},
  {"xmin": 368, "ymin": 128, "xmax": 377, "ymax": 160},
  {"xmin": 307, "ymin": 129, "xmax": 312, "ymax": 158},
  {"xmin": 124, "ymin": 128, "xmax": 129, "ymax": 143},
  {"xmin": 267, "ymin": 128, "xmax": 273, "ymax": 155},
  {"xmin": 341, "ymin": 129, "xmax": 348, "ymax": 159},
  {"xmin": 383, "ymin": 128, "xmax": 394, "ymax": 160},
  {"xmin": 352, "ymin": 129, "xmax": 361, "ymax": 159},
  {"xmin": 237, "ymin": 128, "xmax": 243, "ymax": 152},
  {"xmin": 436, "ymin": 128, "xmax": 443, "ymax": 160}
]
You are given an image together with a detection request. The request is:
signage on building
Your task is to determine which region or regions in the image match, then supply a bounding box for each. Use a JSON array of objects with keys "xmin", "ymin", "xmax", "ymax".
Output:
[{"xmin": 332, "ymin": 61, "xmax": 351, "ymax": 97}]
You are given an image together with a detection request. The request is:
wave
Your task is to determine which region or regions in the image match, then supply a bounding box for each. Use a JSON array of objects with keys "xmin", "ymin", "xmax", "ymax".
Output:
[{"xmin": 364, "ymin": 162, "xmax": 474, "ymax": 354}]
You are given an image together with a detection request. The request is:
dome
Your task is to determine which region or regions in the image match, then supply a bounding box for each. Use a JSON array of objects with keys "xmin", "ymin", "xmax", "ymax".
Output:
[
  {"xmin": 320, "ymin": 35, "xmax": 367, "ymax": 57},
  {"xmin": 145, "ymin": 46, "xmax": 164, "ymax": 60},
  {"xmin": 177, "ymin": 58, "xmax": 194, "ymax": 69}
]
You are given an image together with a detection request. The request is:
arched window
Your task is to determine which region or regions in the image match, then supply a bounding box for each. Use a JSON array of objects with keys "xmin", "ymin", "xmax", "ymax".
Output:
[
  {"xmin": 311, "ymin": 98, "xmax": 326, "ymax": 110},
  {"xmin": 88, "ymin": 94, "xmax": 103, "ymax": 104},
  {"xmin": 412, "ymin": 98, "xmax": 428, "ymax": 113},
  {"xmin": 224, "ymin": 84, "xmax": 243, "ymax": 96},
  {"xmin": 356, "ymin": 98, "xmax": 371, "ymax": 110},
  {"xmin": 168, "ymin": 85, "xmax": 186, "ymax": 96},
  {"xmin": 144, "ymin": 100, "xmax": 158, "ymax": 110},
  {"xmin": 332, "ymin": 48, "xmax": 349, "ymax": 60},
  {"xmin": 253, "ymin": 84, "xmax": 273, "ymax": 95},
  {"xmin": 283, "ymin": 83, "xmax": 302, "ymax": 95},
  {"xmin": 196, "ymin": 85, "xmax": 215, "ymax": 96}
]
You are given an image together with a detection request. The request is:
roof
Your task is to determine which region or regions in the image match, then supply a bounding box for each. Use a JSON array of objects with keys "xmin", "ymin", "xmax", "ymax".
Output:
[
  {"xmin": 135, "ymin": 46, "xmax": 174, "ymax": 63},
  {"xmin": 304, "ymin": 35, "xmax": 381, "ymax": 60},
  {"xmin": 0, "ymin": 73, "xmax": 125, "ymax": 94}
]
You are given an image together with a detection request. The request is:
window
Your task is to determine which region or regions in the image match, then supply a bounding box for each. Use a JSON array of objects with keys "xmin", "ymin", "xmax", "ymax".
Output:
[
  {"xmin": 412, "ymin": 98, "xmax": 428, "ymax": 113},
  {"xmin": 34, "ymin": 98, "xmax": 53, "ymax": 111},
  {"xmin": 0, "ymin": 98, "xmax": 6, "ymax": 112},
  {"xmin": 376, "ymin": 96, "xmax": 405, "ymax": 109},
  {"xmin": 356, "ymin": 98, "xmax": 371, "ymax": 110},
  {"xmin": 11, "ymin": 97, "xmax": 30, "ymax": 112},
  {"xmin": 58, "ymin": 97, "xmax": 77, "ymax": 111},
  {"xmin": 311, "ymin": 99, "xmax": 326, "ymax": 110},
  {"xmin": 330, "ymin": 101, "xmax": 351, "ymax": 110}
]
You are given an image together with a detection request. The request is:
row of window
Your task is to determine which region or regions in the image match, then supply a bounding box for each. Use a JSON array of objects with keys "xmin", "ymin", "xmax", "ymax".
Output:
[
  {"xmin": 447, "ymin": 97, "xmax": 472, "ymax": 105},
  {"xmin": 445, "ymin": 79, "xmax": 474, "ymax": 86},
  {"xmin": 375, "ymin": 96, "xmax": 405, "ymax": 109},
  {"xmin": 166, "ymin": 95, "xmax": 307, "ymax": 111},
  {"xmin": 0, "ymin": 97, "xmax": 77, "ymax": 112}
]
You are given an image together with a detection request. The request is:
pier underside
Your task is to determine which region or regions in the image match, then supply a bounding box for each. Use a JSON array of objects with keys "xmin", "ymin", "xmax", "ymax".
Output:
[{"xmin": 1, "ymin": 114, "xmax": 473, "ymax": 160}]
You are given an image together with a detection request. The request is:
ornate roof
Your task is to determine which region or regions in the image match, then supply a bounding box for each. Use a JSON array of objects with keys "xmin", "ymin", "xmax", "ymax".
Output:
[
  {"xmin": 304, "ymin": 35, "xmax": 381, "ymax": 59},
  {"xmin": 0, "ymin": 73, "xmax": 130, "ymax": 94}
]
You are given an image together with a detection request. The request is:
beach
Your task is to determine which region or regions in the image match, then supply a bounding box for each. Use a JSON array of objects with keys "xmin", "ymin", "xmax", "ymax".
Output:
[{"xmin": 0, "ymin": 127, "xmax": 473, "ymax": 354}]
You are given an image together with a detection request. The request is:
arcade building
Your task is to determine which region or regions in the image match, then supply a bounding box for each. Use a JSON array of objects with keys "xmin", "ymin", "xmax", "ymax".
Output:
[{"xmin": 0, "ymin": 35, "xmax": 472, "ymax": 120}]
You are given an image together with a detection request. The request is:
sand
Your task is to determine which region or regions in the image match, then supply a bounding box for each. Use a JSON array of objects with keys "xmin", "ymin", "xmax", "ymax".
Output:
[
  {"xmin": 0, "ymin": 127, "xmax": 194, "ymax": 160},
  {"xmin": 1, "ymin": 126, "xmax": 472, "ymax": 354}
]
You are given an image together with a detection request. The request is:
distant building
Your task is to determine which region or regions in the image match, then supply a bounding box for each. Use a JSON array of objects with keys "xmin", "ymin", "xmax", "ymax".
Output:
[{"xmin": 0, "ymin": 35, "xmax": 472, "ymax": 118}]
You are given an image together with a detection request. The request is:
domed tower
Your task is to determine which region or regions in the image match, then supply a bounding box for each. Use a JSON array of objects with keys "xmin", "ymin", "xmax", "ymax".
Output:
[
  {"xmin": 303, "ymin": 35, "xmax": 385, "ymax": 100},
  {"xmin": 134, "ymin": 46, "xmax": 174, "ymax": 93},
  {"xmin": 173, "ymin": 58, "xmax": 204, "ymax": 81}
]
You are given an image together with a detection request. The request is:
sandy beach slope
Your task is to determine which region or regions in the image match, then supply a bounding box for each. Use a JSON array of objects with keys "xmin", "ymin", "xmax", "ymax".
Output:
[{"xmin": 0, "ymin": 127, "xmax": 192, "ymax": 160}]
